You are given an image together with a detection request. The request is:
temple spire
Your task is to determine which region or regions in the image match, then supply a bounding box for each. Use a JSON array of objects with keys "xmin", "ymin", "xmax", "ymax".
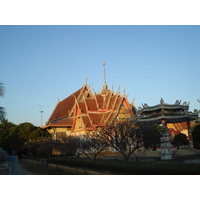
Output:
[{"xmin": 103, "ymin": 61, "xmax": 108, "ymax": 90}]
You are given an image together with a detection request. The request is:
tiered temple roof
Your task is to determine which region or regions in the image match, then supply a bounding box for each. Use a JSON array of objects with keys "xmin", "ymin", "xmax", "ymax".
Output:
[
  {"xmin": 44, "ymin": 83, "xmax": 135, "ymax": 133},
  {"xmin": 45, "ymin": 84, "xmax": 91, "ymax": 128},
  {"xmin": 137, "ymin": 98, "xmax": 198, "ymax": 124}
]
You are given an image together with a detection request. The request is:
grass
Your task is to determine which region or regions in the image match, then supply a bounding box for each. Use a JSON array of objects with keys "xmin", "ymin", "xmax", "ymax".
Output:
[
  {"xmin": 48, "ymin": 156, "xmax": 200, "ymax": 175},
  {"xmin": 18, "ymin": 159, "xmax": 77, "ymax": 175},
  {"xmin": 20, "ymin": 155, "xmax": 200, "ymax": 175}
]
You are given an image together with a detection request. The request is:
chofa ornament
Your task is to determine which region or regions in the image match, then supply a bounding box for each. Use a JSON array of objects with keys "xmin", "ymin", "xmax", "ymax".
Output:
[
  {"xmin": 175, "ymin": 100, "xmax": 181, "ymax": 105},
  {"xmin": 182, "ymin": 101, "xmax": 190, "ymax": 106}
]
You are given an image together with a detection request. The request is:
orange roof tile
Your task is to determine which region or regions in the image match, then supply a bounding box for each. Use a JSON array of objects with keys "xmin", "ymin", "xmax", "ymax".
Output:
[
  {"xmin": 45, "ymin": 84, "xmax": 135, "ymax": 133},
  {"xmin": 100, "ymin": 111, "xmax": 111, "ymax": 124},
  {"xmin": 78, "ymin": 101, "xmax": 87, "ymax": 113},
  {"xmin": 89, "ymin": 113, "xmax": 103, "ymax": 124},
  {"xmin": 104, "ymin": 92, "xmax": 112, "ymax": 108},
  {"xmin": 85, "ymin": 98, "xmax": 98, "ymax": 111},
  {"xmin": 114, "ymin": 96, "xmax": 123, "ymax": 110},
  {"xmin": 82, "ymin": 115, "xmax": 92, "ymax": 128},
  {"xmin": 108, "ymin": 94, "xmax": 118, "ymax": 109},
  {"xmin": 96, "ymin": 94, "xmax": 104, "ymax": 108},
  {"xmin": 47, "ymin": 117, "xmax": 73, "ymax": 127},
  {"xmin": 47, "ymin": 86, "xmax": 86, "ymax": 124}
]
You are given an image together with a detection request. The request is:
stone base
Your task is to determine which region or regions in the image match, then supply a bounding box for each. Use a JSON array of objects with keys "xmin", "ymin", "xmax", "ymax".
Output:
[{"xmin": 161, "ymin": 155, "xmax": 172, "ymax": 160}]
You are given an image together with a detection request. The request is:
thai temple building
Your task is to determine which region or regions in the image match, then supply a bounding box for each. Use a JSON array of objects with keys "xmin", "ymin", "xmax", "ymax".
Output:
[
  {"xmin": 168, "ymin": 121, "xmax": 190, "ymax": 138},
  {"xmin": 43, "ymin": 63, "xmax": 199, "ymax": 159},
  {"xmin": 43, "ymin": 64, "xmax": 136, "ymax": 139}
]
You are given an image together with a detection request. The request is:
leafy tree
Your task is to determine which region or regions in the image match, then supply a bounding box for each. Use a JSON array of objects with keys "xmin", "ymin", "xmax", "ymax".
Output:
[
  {"xmin": 171, "ymin": 133, "xmax": 189, "ymax": 157},
  {"xmin": 30, "ymin": 127, "xmax": 51, "ymax": 141},
  {"xmin": 5, "ymin": 127, "xmax": 24, "ymax": 154},
  {"xmin": 173, "ymin": 133, "xmax": 189, "ymax": 147},
  {"xmin": 98, "ymin": 120, "xmax": 143, "ymax": 164},
  {"xmin": 16, "ymin": 122, "xmax": 36, "ymax": 141},
  {"xmin": 0, "ymin": 117, "xmax": 16, "ymax": 152},
  {"xmin": 0, "ymin": 82, "xmax": 5, "ymax": 118},
  {"xmin": 0, "ymin": 83, "xmax": 4, "ymax": 97},
  {"xmin": 140, "ymin": 125, "xmax": 161, "ymax": 150},
  {"xmin": 0, "ymin": 119, "xmax": 51, "ymax": 155},
  {"xmin": 192, "ymin": 124, "xmax": 200, "ymax": 149}
]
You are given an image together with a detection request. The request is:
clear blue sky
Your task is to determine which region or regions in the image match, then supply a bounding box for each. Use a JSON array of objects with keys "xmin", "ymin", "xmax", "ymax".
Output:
[{"xmin": 1, "ymin": 25, "xmax": 200, "ymax": 126}]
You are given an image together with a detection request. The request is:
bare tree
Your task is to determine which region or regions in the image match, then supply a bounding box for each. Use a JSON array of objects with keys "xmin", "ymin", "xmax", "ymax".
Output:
[
  {"xmin": 54, "ymin": 134, "xmax": 72, "ymax": 156},
  {"xmin": 25, "ymin": 138, "xmax": 56, "ymax": 157},
  {"xmin": 55, "ymin": 134, "xmax": 89, "ymax": 158},
  {"xmin": 83, "ymin": 131, "xmax": 108, "ymax": 160},
  {"xmin": 98, "ymin": 120, "xmax": 143, "ymax": 164},
  {"xmin": 37, "ymin": 139, "xmax": 55, "ymax": 158}
]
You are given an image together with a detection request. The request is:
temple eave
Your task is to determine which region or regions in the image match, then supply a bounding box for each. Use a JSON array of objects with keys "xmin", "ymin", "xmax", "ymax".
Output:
[{"xmin": 138, "ymin": 114, "xmax": 198, "ymax": 124}]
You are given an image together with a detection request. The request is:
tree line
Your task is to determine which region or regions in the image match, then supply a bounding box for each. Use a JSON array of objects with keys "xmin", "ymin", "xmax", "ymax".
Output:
[
  {"xmin": 0, "ymin": 118, "xmax": 50, "ymax": 155},
  {"xmin": 25, "ymin": 120, "xmax": 162, "ymax": 164},
  {"xmin": 1, "ymin": 82, "xmax": 200, "ymax": 164},
  {"xmin": 1, "ymin": 116, "xmax": 200, "ymax": 163}
]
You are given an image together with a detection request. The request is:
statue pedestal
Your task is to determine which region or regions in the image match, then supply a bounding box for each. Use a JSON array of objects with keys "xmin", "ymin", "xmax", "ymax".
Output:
[{"xmin": 160, "ymin": 123, "xmax": 172, "ymax": 160}]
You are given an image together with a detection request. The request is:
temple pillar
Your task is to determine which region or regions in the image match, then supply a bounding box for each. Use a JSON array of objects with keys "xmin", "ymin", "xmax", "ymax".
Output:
[
  {"xmin": 160, "ymin": 120, "xmax": 172, "ymax": 160},
  {"xmin": 186, "ymin": 120, "xmax": 194, "ymax": 149}
]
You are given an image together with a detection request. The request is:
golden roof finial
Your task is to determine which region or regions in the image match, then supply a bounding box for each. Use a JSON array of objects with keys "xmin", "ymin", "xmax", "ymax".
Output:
[
  {"xmin": 123, "ymin": 86, "xmax": 126, "ymax": 94},
  {"xmin": 112, "ymin": 83, "xmax": 114, "ymax": 92},
  {"xmin": 117, "ymin": 85, "xmax": 121, "ymax": 94},
  {"xmin": 103, "ymin": 61, "xmax": 108, "ymax": 90},
  {"xmin": 131, "ymin": 96, "xmax": 136, "ymax": 105},
  {"xmin": 85, "ymin": 76, "xmax": 88, "ymax": 85}
]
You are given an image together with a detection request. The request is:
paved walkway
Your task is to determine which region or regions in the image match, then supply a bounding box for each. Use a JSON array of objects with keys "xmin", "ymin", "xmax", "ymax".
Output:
[{"xmin": 18, "ymin": 162, "xmax": 33, "ymax": 175}]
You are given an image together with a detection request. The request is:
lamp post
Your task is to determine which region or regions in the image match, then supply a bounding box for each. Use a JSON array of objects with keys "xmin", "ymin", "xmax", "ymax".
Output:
[{"xmin": 38, "ymin": 104, "xmax": 44, "ymax": 127}]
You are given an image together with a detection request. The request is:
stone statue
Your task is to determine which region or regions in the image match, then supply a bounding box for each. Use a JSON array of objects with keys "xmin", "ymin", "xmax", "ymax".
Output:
[
  {"xmin": 0, "ymin": 147, "xmax": 9, "ymax": 175},
  {"xmin": 160, "ymin": 98, "xmax": 164, "ymax": 104},
  {"xmin": 142, "ymin": 103, "xmax": 149, "ymax": 108},
  {"xmin": 175, "ymin": 100, "xmax": 181, "ymax": 105},
  {"xmin": 183, "ymin": 101, "xmax": 190, "ymax": 106}
]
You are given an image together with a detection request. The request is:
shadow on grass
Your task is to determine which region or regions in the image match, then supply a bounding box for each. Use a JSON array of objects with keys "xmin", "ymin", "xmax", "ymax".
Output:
[
  {"xmin": 48, "ymin": 156, "xmax": 200, "ymax": 175},
  {"xmin": 19, "ymin": 159, "xmax": 77, "ymax": 175},
  {"xmin": 20, "ymin": 155, "xmax": 200, "ymax": 175}
]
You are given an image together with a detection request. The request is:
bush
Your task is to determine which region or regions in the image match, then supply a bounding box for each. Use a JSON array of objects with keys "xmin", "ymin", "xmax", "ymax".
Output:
[
  {"xmin": 192, "ymin": 125, "xmax": 200, "ymax": 149},
  {"xmin": 173, "ymin": 133, "xmax": 189, "ymax": 147},
  {"xmin": 47, "ymin": 156, "xmax": 200, "ymax": 175}
]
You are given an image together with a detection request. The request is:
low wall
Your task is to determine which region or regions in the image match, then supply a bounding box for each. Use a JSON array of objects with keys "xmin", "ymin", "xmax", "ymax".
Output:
[
  {"xmin": 138, "ymin": 149, "xmax": 200, "ymax": 158},
  {"xmin": 0, "ymin": 156, "xmax": 18, "ymax": 175}
]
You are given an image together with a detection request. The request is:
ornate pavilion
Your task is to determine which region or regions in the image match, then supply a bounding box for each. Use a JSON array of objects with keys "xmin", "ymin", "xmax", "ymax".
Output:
[
  {"xmin": 137, "ymin": 98, "xmax": 199, "ymax": 159},
  {"xmin": 43, "ymin": 65, "xmax": 135, "ymax": 139}
]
